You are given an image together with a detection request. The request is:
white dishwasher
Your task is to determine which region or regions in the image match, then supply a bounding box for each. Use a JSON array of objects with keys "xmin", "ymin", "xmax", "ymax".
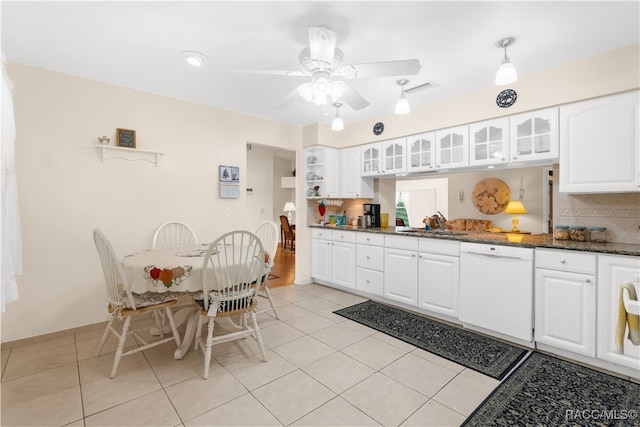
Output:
[{"xmin": 459, "ymin": 242, "xmax": 534, "ymax": 342}]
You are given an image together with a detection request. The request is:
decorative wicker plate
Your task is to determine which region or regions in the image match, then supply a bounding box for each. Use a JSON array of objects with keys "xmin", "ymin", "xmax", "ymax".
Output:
[{"xmin": 472, "ymin": 178, "xmax": 511, "ymax": 215}]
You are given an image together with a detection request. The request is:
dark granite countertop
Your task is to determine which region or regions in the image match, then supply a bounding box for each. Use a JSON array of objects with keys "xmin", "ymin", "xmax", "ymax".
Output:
[{"xmin": 309, "ymin": 224, "xmax": 640, "ymax": 257}]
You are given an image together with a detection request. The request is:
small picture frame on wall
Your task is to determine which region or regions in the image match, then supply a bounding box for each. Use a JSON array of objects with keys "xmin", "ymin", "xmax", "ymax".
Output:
[{"xmin": 116, "ymin": 128, "xmax": 136, "ymax": 148}]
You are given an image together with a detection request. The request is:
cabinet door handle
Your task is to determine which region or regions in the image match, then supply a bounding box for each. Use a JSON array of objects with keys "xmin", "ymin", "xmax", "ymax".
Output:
[
  {"xmin": 585, "ymin": 279, "xmax": 591, "ymax": 284},
  {"xmin": 560, "ymin": 259, "xmax": 566, "ymax": 264},
  {"xmin": 512, "ymin": 156, "xmax": 518, "ymax": 160},
  {"xmin": 366, "ymin": 256, "xmax": 370, "ymax": 259},
  {"xmin": 412, "ymin": 254, "xmax": 416, "ymax": 258}
]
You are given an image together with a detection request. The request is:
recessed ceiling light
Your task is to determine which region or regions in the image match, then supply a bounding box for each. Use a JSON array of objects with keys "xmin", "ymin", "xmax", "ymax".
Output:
[{"xmin": 181, "ymin": 51, "xmax": 207, "ymax": 67}]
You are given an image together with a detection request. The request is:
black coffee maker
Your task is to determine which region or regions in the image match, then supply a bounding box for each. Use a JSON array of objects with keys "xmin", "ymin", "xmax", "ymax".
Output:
[{"xmin": 363, "ymin": 203, "xmax": 381, "ymax": 228}]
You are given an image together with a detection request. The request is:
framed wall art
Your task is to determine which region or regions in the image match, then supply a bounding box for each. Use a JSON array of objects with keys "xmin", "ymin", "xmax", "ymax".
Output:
[
  {"xmin": 116, "ymin": 128, "xmax": 136, "ymax": 148},
  {"xmin": 219, "ymin": 165, "xmax": 240, "ymax": 198}
]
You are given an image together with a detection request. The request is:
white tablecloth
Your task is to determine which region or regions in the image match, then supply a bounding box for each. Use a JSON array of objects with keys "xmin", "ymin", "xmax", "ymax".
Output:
[
  {"xmin": 122, "ymin": 244, "xmax": 266, "ymax": 294},
  {"xmin": 122, "ymin": 245, "xmax": 211, "ymax": 293}
]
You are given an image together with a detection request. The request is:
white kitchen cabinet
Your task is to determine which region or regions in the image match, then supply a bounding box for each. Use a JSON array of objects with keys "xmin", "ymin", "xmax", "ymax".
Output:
[
  {"xmin": 406, "ymin": 132, "xmax": 436, "ymax": 173},
  {"xmin": 417, "ymin": 239, "xmax": 460, "ymax": 319},
  {"xmin": 310, "ymin": 228, "xmax": 332, "ymax": 282},
  {"xmin": 509, "ymin": 108, "xmax": 558, "ymax": 163},
  {"xmin": 305, "ymin": 146, "xmax": 339, "ymax": 199},
  {"xmin": 381, "ymin": 137, "xmax": 407, "ymax": 174},
  {"xmin": 559, "ymin": 91, "xmax": 639, "ymax": 193},
  {"xmin": 360, "ymin": 142, "xmax": 382, "ymax": 177},
  {"xmin": 469, "ymin": 118, "xmax": 509, "ymax": 167},
  {"xmin": 534, "ymin": 249, "xmax": 596, "ymax": 357},
  {"xmin": 356, "ymin": 232, "xmax": 385, "ymax": 296},
  {"xmin": 340, "ymin": 147, "xmax": 374, "ymax": 199},
  {"xmin": 435, "ymin": 125, "xmax": 469, "ymax": 170},
  {"xmin": 384, "ymin": 235, "xmax": 418, "ymax": 306},
  {"xmin": 310, "ymin": 228, "xmax": 356, "ymax": 289},
  {"xmin": 597, "ymin": 254, "xmax": 640, "ymax": 371}
]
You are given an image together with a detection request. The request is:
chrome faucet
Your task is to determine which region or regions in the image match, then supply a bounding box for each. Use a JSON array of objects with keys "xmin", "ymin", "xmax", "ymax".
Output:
[{"xmin": 435, "ymin": 211, "xmax": 446, "ymax": 230}]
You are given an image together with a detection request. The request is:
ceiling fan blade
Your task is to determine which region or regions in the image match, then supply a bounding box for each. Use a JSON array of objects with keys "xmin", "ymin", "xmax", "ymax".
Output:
[
  {"xmin": 272, "ymin": 86, "xmax": 303, "ymax": 110},
  {"xmin": 338, "ymin": 59, "xmax": 422, "ymax": 79},
  {"xmin": 308, "ymin": 26, "xmax": 337, "ymax": 64},
  {"xmin": 223, "ymin": 67, "xmax": 307, "ymax": 77},
  {"xmin": 341, "ymin": 85, "xmax": 370, "ymax": 111}
]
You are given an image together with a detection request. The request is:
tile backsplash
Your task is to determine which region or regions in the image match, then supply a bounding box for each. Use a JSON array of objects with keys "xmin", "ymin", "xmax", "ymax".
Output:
[{"xmin": 553, "ymin": 166, "xmax": 640, "ymax": 244}]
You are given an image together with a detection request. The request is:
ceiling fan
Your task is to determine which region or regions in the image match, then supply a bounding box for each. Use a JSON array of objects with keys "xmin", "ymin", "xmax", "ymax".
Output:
[{"xmin": 225, "ymin": 26, "xmax": 422, "ymax": 111}]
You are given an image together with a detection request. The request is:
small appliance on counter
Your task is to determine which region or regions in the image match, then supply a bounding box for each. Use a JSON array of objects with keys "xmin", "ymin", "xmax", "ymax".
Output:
[{"xmin": 363, "ymin": 203, "xmax": 381, "ymax": 228}]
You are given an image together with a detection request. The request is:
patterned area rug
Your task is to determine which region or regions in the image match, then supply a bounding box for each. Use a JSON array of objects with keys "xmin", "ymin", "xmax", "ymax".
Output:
[
  {"xmin": 464, "ymin": 352, "xmax": 640, "ymax": 426},
  {"xmin": 334, "ymin": 300, "xmax": 527, "ymax": 380}
]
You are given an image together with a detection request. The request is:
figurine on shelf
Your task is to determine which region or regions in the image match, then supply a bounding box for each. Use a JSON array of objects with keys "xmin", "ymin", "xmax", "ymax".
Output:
[
  {"xmin": 314, "ymin": 185, "xmax": 320, "ymax": 197},
  {"xmin": 98, "ymin": 135, "xmax": 110, "ymax": 145}
]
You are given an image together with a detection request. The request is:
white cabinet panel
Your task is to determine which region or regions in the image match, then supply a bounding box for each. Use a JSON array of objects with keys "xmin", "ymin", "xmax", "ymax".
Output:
[
  {"xmin": 597, "ymin": 255, "xmax": 640, "ymax": 371},
  {"xmin": 407, "ymin": 132, "xmax": 436, "ymax": 173},
  {"xmin": 560, "ymin": 91, "xmax": 639, "ymax": 193},
  {"xmin": 384, "ymin": 247, "xmax": 418, "ymax": 306},
  {"xmin": 469, "ymin": 118, "xmax": 509, "ymax": 166},
  {"xmin": 361, "ymin": 143, "xmax": 382, "ymax": 176},
  {"xmin": 332, "ymin": 241, "xmax": 356, "ymax": 289},
  {"xmin": 382, "ymin": 137, "xmax": 407, "ymax": 174},
  {"xmin": 435, "ymin": 125, "xmax": 469, "ymax": 170},
  {"xmin": 535, "ymin": 268, "xmax": 596, "ymax": 356},
  {"xmin": 509, "ymin": 108, "xmax": 558, "ymax": 163},
  {"xmin": 311, "ymin": 238, "xmax": 331, "ymax": 282},
  {"xmin": 305, "ymin": 147, "xmax": 339, "ymax": 199},
  {"xmin": 418, "ymin": 252, "xmax": 459, "ymax": 318},
  {"xmin": 356, "ymin": 267, "xmax": 384, "ymax": 296},
  {"xmin": 341, "ymin": 147, "xmax": 374, "ymax": 198}
]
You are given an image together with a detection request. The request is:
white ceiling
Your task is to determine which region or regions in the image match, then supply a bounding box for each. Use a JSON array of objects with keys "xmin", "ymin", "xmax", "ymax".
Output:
[{"xmin": 2, "ymin": 1, "xmax": 639, "ymax": 127}]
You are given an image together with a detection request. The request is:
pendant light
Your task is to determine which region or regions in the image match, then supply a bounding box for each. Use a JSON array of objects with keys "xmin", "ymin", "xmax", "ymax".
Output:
[
  {"xmin": 495, "ymin": 37, "xmax": 517, "ymax": 85},
  {"xmin": 331, "ymin": 102, "xmax": 344, "ymax": 131},
  {"xmin": 394, "ymin": 79, "xmax": 410, "ymax": 115}
]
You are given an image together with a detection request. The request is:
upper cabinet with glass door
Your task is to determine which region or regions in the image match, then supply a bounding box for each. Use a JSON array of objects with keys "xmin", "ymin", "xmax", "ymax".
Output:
[
  {"xmin": 407, "ymin": 132, "xmax": 436, "ymax": 173},
  {"xmin": 509, "ymin": 108, "xmax": 559, "ymax": 163},
  {"xmin": 361, "ymin": 142, "xmax": 382, "ymax": 177},
  {"xmin": 382, "ymin": 138, "xmax": 407, "ymax": 174},
  {"xmin": 435, "ymin": 125, "xmax": 469, "ymax": 170},
  {"xmin": 469, "ymin": 118, "xmax": 509, "ymax": 167}
]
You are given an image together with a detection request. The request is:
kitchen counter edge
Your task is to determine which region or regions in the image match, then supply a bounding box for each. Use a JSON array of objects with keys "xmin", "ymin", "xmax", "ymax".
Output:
[{"xmin": 309, "ymin": 224, "xmax": 640, "ymax": 257}]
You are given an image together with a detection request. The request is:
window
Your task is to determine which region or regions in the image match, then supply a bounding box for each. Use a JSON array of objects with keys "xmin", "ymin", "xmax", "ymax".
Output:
[{"xmin": 396, "ymin": 178, "xmax": 449, "ymax": 227}]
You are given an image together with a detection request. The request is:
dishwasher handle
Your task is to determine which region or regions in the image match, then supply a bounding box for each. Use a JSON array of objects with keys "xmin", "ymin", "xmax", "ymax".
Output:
[{"xmin": 463, "ymin": 245, "xmax": 525, "ymax": 259}]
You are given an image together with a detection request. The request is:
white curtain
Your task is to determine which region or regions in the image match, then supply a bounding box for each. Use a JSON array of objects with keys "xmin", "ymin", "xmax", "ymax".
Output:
[{"xmin": 1, "ymin": 53, "xmax": 22, "ymax": 312}]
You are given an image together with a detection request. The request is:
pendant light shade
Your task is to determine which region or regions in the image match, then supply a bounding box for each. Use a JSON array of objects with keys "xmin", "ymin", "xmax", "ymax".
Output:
[
  {"xmin": 331, "ymin": 102, "xmax": 344, "ymax": 131},
  {"xmin": 495, "ymin": 37, "xmax": 517, "ymax": 86},
  {"xmin": 394, "ymin": 79, "xmax": 410, "ymax": 115}
]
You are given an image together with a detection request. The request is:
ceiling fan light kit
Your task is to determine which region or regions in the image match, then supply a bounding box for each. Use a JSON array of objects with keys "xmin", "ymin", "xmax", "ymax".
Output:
[
  {"xmin": 331, "ymin": 102, "xmax": 344, "ymax": 131},
  {"xmin": 395, "ymin": 79, "xmax": 411, "ymax": 115},
  {"xmin": 495, "ymin": 37, "xmax": 517, "ymax": 85},
  {"xmin": 226, "ymin": 25, "xmax": 421, "ymax": 114}
]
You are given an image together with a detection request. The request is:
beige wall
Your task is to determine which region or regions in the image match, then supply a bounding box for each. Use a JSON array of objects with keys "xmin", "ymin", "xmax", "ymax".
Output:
[
  {"xmin": 3, "ymin": 63, "xmax": 304, "ymax": 342},
  {"xmin": 3, "ymin": 43, "xmax": 639, "ymax": 343}
]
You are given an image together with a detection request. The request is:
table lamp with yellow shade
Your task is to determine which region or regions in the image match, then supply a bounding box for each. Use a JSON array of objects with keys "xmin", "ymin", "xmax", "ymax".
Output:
[{"xmin": 504, "ymin": 200, "xmax": 526, "ymax": 232}]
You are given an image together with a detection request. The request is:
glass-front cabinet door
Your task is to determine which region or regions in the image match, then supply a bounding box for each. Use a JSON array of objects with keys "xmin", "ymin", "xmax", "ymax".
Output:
[
  {"xmin": 509, "ymin": 108, "xmax": 559, "ymax": 162},
  {"xmin": 361, "ymin": 143, "xmax": 381, "ymax": 176},
  {"xmin": 435, "ymin": 125, "xmax": 469, "ymax": 170},
  {"xmin": 407, "ymin": 132, "xmax": 436, "ymax": 173},
  {"xmin": 382, "ymin": 138, "xmax": 406, "ymax": 174},
  {"xmin": 469, "ymin": 118, "xmax": 509, "ymax": 166}
]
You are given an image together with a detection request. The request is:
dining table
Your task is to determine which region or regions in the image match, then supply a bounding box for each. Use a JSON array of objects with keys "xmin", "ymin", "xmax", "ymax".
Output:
[{"xmin": 121, "ymin": 243, "xmax": 267, "ymax": 359}]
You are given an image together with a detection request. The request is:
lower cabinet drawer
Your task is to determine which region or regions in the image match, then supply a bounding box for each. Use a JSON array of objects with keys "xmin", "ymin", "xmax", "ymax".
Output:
[
  {"xmin": 356, "ymin": 245, "xmax": 384, "ymax": 271},
  {"xmin": 535, "ymin": 249, "xmax": 596, "ymax": 274},
  {"xmin": 356, "ymin": 268, "xmax": 383, "ymax": 296}
]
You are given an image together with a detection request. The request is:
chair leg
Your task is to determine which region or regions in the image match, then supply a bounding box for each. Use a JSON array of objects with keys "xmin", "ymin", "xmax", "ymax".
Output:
[
  {"xmin": 152, "ymin": 310, "xmax": 165, "ymax": 338},
  {"xmin": 194, "ymin": 315, "xmax": 204, "ymax": 351},
  {"xmin": 110, "ymin": 316, "xmax": 132, "ymax": 379},
  {"xmin": 250, "ymin": 310, "xmax": 267, "ymax": 362},
  {"xmin": 262, "ymin": 285, "xmax": 279, "ymax": 319},
  {"xmin": 96, "ymin": 316, "xmax": 115, "ymax": 357},
  {"xmin": 203, "ymin": 317, "xmax": 216, "ymax": 380}
]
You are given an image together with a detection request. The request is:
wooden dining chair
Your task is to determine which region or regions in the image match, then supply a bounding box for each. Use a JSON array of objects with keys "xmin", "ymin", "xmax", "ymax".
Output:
[
  {"xmin": 254, "ymin": 221, "xmax": 280, "ymax": 319},
  {"xmin": 279, "ymin": 215, "xmax": 295, "ymax": 251},
  {"xmin": 93, "ymin": 228, "xmax": 182, "ymax": 378},
  {"xmin": 194, "ymin": 230, "xmax": 268, "ymax": 379},
  {"xmin": 152, "ymin": 221, "xmax": 197, "ymax": 249}
]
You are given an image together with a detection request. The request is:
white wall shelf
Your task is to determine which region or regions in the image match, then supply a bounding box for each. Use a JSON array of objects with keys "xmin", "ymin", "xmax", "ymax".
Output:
[{"xmin": 95, "ymin": 145, "xmax": 166, "ymax": 166}]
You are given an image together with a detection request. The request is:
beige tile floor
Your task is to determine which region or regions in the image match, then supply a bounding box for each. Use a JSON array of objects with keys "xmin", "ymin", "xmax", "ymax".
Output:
[{"xmin": 1, "ymin": 284, "xmax": 500, "ymax": 426}]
